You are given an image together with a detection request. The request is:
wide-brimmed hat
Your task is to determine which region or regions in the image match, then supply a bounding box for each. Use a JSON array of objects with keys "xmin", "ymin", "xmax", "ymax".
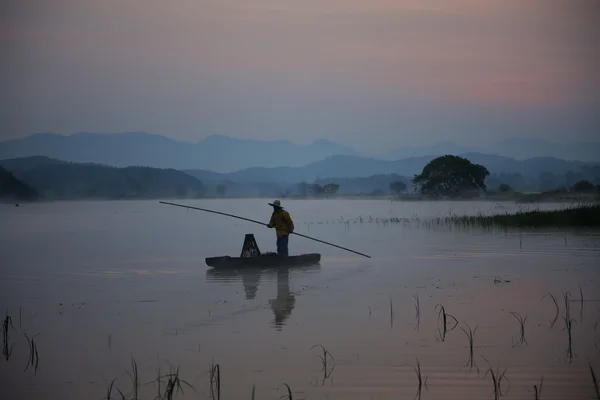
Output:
[{"xmin": 268, "ymin": 199, "xmax": 283, "ymax": 208}]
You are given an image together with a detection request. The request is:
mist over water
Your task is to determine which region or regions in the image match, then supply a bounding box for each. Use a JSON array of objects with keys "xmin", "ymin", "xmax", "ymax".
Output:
[{"xmin": 0, "ymin": 199, "xmax": 598, "ymax": 399}]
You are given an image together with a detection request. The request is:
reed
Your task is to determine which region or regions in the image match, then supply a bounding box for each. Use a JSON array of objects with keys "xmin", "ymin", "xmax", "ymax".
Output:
[
  {"xmin": 23, "ymin": 332, "xmax": 40, "ymax": 374},
  {"xmin": 533, "ymin": 376, "xmax": 543, "ymax": 400},
  {"xmin": 578, "ymin": 284, "xmax": 584, "ymax": 322},
  {"xmin": 209, "ymin": 361, "xmax": 221, "ymax": 400},
  {"xmin": 542, "ymin": 292, "xmax": 560, "ymax": 328},
  {"xmin": 280, "ymin": 383, "xmax": 293, "ymax": 400},
  {"xmin": 481, "ymin": 356, "xmax": 510, "ymax": 400},
  {"xmin": 562, "ymin": 292, "xmax": 576, "ymax": 363},
  {"xmin": 310, "ymin": 344, "xmax": 334, "ymax": 372},
  {"xmin": 509, "ymin": 312, "xmax": 528, "ymax": 347},
  {"xmin": 390, "ymin": 296, "xmax": 394, "ymax": 330},
  {"xmin": 590, "ymin": 364, "xmax": 599, "ymax": 400},
  {"xmin": 251, "ymin": 384, "xmax": 256, "ymax": 400},
  {"xmin": 459, "ymin": 322, "xmax": 478, "ymax": 369},
  {"xmin": 1, "ymin": 313, "xmax": 14, "ymax": 361},
  {"xmin": 414, "ymin": 358, "xmax": 428, "ymax": 399},
  {"xmin": 435, "ymin": 304, "xmax": 459, "ymax": 342},
  {"xmin": 414, "ymin": 294, "xmax": 420, "ymax": 330},
  {"xmin": 159, "ymin": 364, "xmax": 195, "ymax": 400},
  {"xmin": 104, "ymin": 377, "xmax": 118, "ymax": 400},
  {"xmin": 125, "ymin": 357, "xmax": 139, "ymax": 400}
]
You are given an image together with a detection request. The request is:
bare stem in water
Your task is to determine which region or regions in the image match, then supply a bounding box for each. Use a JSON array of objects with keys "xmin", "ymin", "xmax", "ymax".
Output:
[
  {"xmin": 414, "ymin": 294, "xmax": 420, "ymax": 331},
  {"xmin": 562, "ymin": 292, "xmax": 576, "ymax": 363},
  {"xmin": 590, "ymin": 364, "xmax": 599, "ymax": 400},
  {"xmin": 533, "ymin": 376, "xmax": 543, "ymax": 400}
]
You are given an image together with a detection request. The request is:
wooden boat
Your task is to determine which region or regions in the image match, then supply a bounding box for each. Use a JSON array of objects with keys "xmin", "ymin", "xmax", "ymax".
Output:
[
  {"xmin": 205, "ymin": 233, "xmax": 321, "ymax": 269},
  {"xmin": 205, "ymin": 252, "xmax": 321, "ymax": 269}
]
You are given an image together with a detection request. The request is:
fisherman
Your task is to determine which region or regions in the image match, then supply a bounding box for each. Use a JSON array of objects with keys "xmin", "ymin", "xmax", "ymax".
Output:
[{"xmin": 266, "ymin": 200, "xmax": 294, "ymax": 257}]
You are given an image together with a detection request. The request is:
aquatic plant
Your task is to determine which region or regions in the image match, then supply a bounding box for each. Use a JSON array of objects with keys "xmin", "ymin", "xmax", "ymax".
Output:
[
  {"xmin": 509, "ymin": 312, "xmax": 528, "ymax": 347},
  {"xmin": 533, "ymin": 376, "xmax": 544, "ymax": 400},
  {"xmin": 402, "ymin": 358, "xmax": 428, "ymax": 400},
  {"xmin": 414, "ymin": 294, "xmax": 420, "ymax": 331},
  {"xmin": 158, "ymin": 364, "xmax": 195, "ymax": 400},
  {"xmin": 542, "ymin": 292, "xmax": 560, "ymax": 328},
  {"xmin": 209, "ymin": 360, "xmax": 221, "ymax": 400},
  {"xmin": 1, "ymin": 313, "xmax": 15, "ymax": 361},
  {"xmin": 390, "ymin": 296, "xmax": 394, "ymax": 330},
  {"xmin": 459, "ymin": 322, "xmax": 478, "ymax": 370},
  {"xmin": 562, "ymin": 292, "xmax": 576, "ymax": 363},
  {"xmin": 279, "ymin": 383, "xmax": 293, "ymax": 400},
  {"xmin": 590, "ymin": 364, "xmax": 599, "ymax": 400},
  {"xmin": 578, "ymin": 284, "xmax": 584, "ymax": 322},
  {"xmin": 481, "ymin": 356, "xmax": 510, "ymax": 400},
  {"xmin": 310, "ymin": 344, "xmax": 334, "ymax": 372},
  {"xmin": 435, "ymin": 304, "xmax": 459, "ymax": 342},
  {"xmin": 23, "ymin": 332, "xmax": 40, "ymax": 374}
]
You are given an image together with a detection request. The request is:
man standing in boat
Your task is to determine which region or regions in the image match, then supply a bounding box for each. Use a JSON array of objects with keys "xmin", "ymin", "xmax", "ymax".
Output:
[{"xmin": 266, "ymin": 200, "xmax": 294, "ymax": 257}]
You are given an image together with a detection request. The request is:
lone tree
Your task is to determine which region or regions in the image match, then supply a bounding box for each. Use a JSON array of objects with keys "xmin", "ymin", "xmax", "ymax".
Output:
[
  {"xmin": 389, "ymin": 181, "xmax": 407, "ymax": 195},
  {"xmin": 412, "ymin": 155, "xmax": 489, "ymax": 197},
  {"xmin": 571, "ymin": 180, "xmax": 595, "ymax": 193}
]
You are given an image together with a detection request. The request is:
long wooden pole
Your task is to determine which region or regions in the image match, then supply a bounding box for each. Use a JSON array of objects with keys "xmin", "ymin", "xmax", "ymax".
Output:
[{"xmin": 159, "ymin": 201, "xmax": 371, "ymax": 258}]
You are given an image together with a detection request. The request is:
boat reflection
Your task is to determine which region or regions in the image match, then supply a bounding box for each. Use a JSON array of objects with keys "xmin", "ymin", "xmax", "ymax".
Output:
[{"xmin": 205, "ymin": 265, "xmax": 320, "ymax": 330}]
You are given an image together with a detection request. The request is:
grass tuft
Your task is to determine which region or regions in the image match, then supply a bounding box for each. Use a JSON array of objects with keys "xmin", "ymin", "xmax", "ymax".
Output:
[
  {"xmin": 459, "ymin": 322, "xmax": 478, "ymax": 370},
  {"xmin": 481, "ymin": 356, "xmax": 510, "ymax": 400},
  {"xmin": 509, "ymin": 312, "xmax": 528, "ymax": 347}
]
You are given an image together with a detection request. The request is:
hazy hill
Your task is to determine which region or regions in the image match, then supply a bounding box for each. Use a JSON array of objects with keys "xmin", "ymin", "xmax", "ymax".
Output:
[
  {"xmin": 0, "ymin": 132, "xmax": 356, "ymax": 172},
  {"xmin": 381, "ymin": 138, "xmax": 600, "ymax": 162},
  {"xmin": 0, "ymin": 166, "xmax": 40, "ymax": 201},
  {"xmin": 185, "ymin": 153, "xmax": 595, "ymax": 184},
  {"xmin": 1, "ymin": 157, "xmax": 205, "ymax": 200}
]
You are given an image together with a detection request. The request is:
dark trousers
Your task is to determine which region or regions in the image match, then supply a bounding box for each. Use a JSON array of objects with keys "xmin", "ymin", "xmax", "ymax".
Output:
[{"xmin": 276, "ymin": 235, "xmax": 289, "ymax": 257}]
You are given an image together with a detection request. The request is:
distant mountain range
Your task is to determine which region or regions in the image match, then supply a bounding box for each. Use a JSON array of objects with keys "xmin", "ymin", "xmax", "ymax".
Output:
[
  {"xmin": 1, "ymin": 153, "xmax": 598, "ymax": 200},
  {"xmin": 379, "ymin": 138, "xmax": 600, "ymax": 162},
  {"xmin": 185, "ymin": 153, "xmax": 596, "ymax": 184},
  {"xmin": 0, "ymin": 132, "xmax": 356, "ymax": 172},
  {"xmin": 0, "ymin": 132, "xmax": 598, "ymax": 174}
]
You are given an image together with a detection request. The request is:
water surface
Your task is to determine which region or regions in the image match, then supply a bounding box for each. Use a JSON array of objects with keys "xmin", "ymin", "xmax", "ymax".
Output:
[{"xmin": 1, "ymin": 199, "xmax": 598, "ymax": 399}]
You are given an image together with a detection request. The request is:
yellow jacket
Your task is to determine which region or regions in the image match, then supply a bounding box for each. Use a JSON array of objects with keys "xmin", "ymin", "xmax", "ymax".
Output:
[{"xmin": 268, "ymin": 210, "xmax": 294, "ymax": 237}]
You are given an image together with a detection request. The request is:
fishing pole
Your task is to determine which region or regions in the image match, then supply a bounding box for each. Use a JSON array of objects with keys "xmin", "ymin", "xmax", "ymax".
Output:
[{"xmin": 159, "ymin": 201, "xmax": 371, "ymax": 258}]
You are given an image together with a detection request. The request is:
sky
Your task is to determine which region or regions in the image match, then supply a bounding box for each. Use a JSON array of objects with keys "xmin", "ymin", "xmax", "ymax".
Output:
[{"xmin": 1, "ymin": 0, "xmax": 599, "ymax": 154}]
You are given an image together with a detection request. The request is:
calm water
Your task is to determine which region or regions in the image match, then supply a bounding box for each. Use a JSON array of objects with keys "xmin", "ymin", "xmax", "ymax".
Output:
[{"xmin": 0, "ymin": 199, "xmax": 599, "ymax": 399}]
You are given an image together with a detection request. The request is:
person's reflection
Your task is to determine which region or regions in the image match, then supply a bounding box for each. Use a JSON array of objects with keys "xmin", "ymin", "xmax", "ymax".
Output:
[
  {"xmin": 268, "ymin": 268, "xmax": 296, "ymax": 331},
  {"xmin": 241, "ymin": 268, "xmax": 260, "ymax": 300}
]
